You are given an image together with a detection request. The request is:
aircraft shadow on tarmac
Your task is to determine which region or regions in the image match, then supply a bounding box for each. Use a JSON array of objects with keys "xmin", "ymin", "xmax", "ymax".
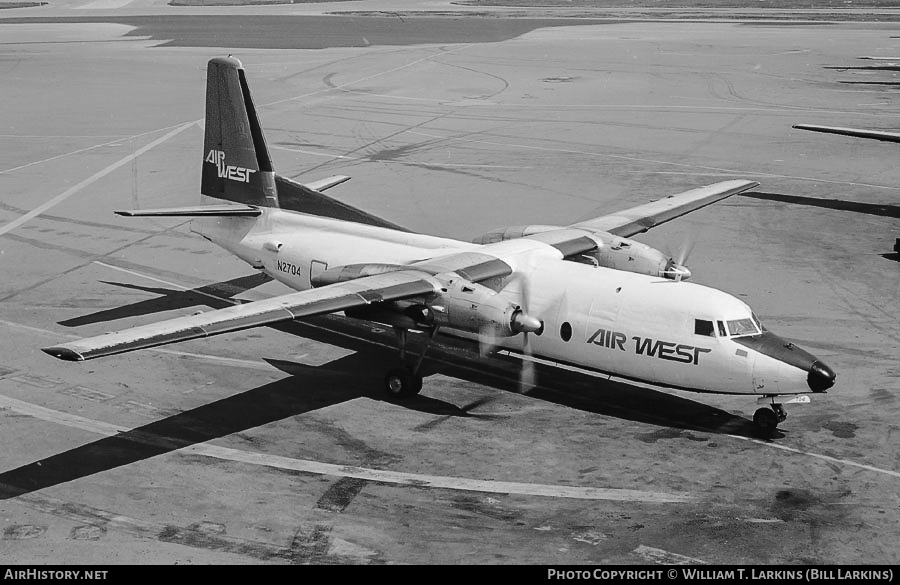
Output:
[{"xmin": 10, "ymin": 276, "xmax": 779, "ymax": 500}]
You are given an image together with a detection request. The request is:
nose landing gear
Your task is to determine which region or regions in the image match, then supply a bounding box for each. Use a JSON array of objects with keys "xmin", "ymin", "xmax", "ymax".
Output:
[{"xmin": 753, "ymin": 403, "xmax": 787, "ymax": 430}]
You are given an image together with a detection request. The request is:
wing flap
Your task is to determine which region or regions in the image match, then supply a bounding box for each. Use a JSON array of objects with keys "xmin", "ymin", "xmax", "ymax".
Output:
[
  {"xmin": 43, "ymin": 271, "xmax": 438, "ymax": 361},
  {"xmin": 571, "ymin": 179, "xmax": 759, "ymax": 237}
]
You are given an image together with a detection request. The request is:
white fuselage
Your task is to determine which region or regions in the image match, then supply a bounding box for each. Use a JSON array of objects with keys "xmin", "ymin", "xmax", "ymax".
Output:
[{"xmin": 192, "ymin": 209, "xmax": 812, "ymax": 397}]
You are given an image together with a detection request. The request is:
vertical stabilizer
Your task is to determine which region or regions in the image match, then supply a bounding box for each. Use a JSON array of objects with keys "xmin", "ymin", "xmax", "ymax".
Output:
[{"xmin": 203, "ymin": 56, "xmax": 278, "ymax": 207}]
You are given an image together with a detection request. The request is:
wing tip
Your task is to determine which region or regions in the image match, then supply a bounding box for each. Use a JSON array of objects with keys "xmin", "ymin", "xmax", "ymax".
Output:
[{"xmin": 42, "ymin": 346, "xmax": 85, "ymax": 361}]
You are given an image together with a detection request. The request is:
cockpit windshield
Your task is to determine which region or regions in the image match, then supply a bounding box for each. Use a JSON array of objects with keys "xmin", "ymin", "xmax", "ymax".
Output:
[{"xmin": 727, "ymin": 317, "xmax": 760, "ymax": 337}]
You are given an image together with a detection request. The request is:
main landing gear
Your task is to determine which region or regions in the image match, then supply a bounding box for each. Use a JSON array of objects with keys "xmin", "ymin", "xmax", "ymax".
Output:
[
  {"xmin": 383, "ymin": 326, "xmax": 437, "ymax": 399},
  {"xmin": 753, "ymin": 401, "xmax": 787, "ymax": 431}
]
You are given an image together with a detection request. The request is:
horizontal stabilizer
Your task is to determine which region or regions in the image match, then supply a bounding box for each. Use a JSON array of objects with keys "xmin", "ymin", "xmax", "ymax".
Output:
[
  {"xmin": 303, "ymin": 175, "xmax": 351, "ymax": 192},
  {"xmin": 115, "ymin": 205, "xmax": 261, "ymax": 217}
]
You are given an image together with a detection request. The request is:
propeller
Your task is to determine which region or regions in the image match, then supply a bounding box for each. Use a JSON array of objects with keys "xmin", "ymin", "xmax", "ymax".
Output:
[
  {"xmin": 663, "ymin": 231, "xmax": 696, "ymax": 281},
  {"xmin": 510, "ymin": 274, "xmax": 542, "ymax": 394},
  {"xmin": 477, "ymin": 274, "xmax": 542, "ymax": 394}
]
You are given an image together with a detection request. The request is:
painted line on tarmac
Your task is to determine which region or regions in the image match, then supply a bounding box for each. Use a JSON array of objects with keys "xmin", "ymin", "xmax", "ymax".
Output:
[
  {"xmin": 0, "ymin": 124, "xmax": 185, "ymax": 177},
  {"xmin": 632, "ymin": 544, "xmax": 707, "ymax": 565},
  {"xmin": 0, "ymin": 394, "xmax": 692, "ymax": 504},
  {"xmin": 92, "ymin": 260, "xmax": 236, "ymax": 307},
  {"xmin": 0, "ymin": 122, "xmax": 195, "ymax": 238},
  {"xmin": 727, "ymin": 434, "xmax": 900, "ymax": 479}
]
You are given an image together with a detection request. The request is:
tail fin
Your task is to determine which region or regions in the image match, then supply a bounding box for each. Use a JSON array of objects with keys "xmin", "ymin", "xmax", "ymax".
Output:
[{"xmin": 202, "ymin": 56, "xmax": 279, "ymax": 207}]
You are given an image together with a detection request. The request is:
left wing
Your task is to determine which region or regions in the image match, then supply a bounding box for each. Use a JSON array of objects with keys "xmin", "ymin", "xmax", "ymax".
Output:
[
  {"xmin": 42, "ymin": 270, "xmax": 439, "ymax": 361},
  {"xmin": 569, "ymin": 179, "xmax": 759, "ymax": 238}
]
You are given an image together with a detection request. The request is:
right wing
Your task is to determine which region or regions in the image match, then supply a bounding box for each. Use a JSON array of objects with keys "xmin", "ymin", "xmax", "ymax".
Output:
[
  {"xmin": 43, "ymin": 270, "xmax": 439, "ymax": 361},
  {"xmin": 793, "ymin": 124, "xmax": 900, "ymax": 144},
  {"xmin": 569, "ymin": 179, "xmax": 759, "ymax": 238}
]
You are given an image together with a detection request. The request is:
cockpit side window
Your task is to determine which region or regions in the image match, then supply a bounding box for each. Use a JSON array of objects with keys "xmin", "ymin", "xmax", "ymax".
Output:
[
  {"xmin": 694, "ymin": 319, "xmax": 715, "ymax": 337},
  {"xmin": 717, "ymin": 321, "xmax": 727, "ymax": 337},
  {"xmin": 727, "ymin": 318, "xmax": 760, "ymax": 337},
  {"xmin": 752, "ymin": 312, "xmax": 765, "ymax": 331}
]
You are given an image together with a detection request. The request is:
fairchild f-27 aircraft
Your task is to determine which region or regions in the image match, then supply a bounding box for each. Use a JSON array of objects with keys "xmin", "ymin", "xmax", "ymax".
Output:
[{"xmin": 43, "ymin": 57, "xmax": 836, "ymax": 431}]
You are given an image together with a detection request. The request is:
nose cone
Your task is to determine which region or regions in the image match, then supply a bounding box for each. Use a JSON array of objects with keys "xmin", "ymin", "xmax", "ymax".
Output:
[{"xmin": 807, "ymin": 360, "xmax": 836, "ymax": 393}]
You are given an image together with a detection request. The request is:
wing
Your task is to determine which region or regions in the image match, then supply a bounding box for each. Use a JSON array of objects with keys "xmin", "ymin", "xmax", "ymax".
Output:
[
  {"xmin": 793, "ymin": 124, "xmax": 900, "ymax": 144},
  {"xmin": 42, "ymin": 270, "xmax": 439, "ymax": 361},
  {"xmin": 569, "ymin": 179, "xmax": 759, "ymax": 238}
]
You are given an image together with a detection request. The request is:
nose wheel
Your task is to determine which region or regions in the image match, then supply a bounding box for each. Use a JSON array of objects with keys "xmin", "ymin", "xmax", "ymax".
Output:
[{"xmin": 753, "ymin": 403, "xmax": 787, "ymax": 430}]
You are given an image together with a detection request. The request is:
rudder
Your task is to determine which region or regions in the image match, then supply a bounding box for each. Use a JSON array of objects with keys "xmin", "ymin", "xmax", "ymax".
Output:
[{"xmin": 202, "ymin": 56, "xmax": 278, "ymax": 207}]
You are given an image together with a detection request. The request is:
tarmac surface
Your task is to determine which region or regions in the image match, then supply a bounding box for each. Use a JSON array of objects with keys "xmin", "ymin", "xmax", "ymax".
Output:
[{"xmin": 1, "ymin": 1, "xmax": 900, "ymax": 565}]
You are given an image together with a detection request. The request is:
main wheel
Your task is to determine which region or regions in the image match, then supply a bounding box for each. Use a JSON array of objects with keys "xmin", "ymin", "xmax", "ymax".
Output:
[
  {"xmin": 384, "ymin": 367, "xmax": 423, "ymax": 399},
  {"xmin": 753, "ymin": 407, "xmax": 779, "ymax": 430}
]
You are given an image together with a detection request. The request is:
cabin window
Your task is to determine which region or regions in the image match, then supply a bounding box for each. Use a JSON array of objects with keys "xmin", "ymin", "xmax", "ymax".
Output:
[
  {"xmin": 717, "ymin": 321, "xmax": 727, "ymax": 337},
  {"xmin": 727, "ymin": 318, "xmax": 760, "ymax": 337},
  {"xmin": 694, "ymin": 319, "xmax": 714, "ymax": 337},
  {"xmin": 560, "ymin": 322, "xmax": 572, "ymax": 342}
]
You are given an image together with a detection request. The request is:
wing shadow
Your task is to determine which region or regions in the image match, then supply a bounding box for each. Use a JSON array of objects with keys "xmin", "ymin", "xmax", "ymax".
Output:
[
  {"xmin": 58, "ymin": 273, "xmax": 272, "ymax": 327},
  {"xmin": 0, "ymin": 351, "xmax": 382, "ymax": 501},
  {"xmin": 740, "ymin": 191, "xmax": 900, "ymax": 219}
]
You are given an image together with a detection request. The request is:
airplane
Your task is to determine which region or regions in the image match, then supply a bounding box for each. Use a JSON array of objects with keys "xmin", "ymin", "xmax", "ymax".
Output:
[
  {"xmin": 42, "ymin": 56, "xmax": 836, "ymax": 432},
  {"xmin": 793, "ymin": 123, "xmax": 900, "ymax": 253}
]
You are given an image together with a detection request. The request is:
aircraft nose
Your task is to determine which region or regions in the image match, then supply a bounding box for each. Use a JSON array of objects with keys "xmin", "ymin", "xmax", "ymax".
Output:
[{"xmin": 807, "ymin": 360, "xmax": 836, "ymax": 393}]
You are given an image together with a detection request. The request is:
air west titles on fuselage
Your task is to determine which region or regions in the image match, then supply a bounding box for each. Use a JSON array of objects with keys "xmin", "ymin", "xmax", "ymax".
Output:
[
  {"xmin": 587, "ymin": 328, "xmax": 711, "ymax": 365},
  {"xmin": 205, "ymin": 150, "xmax": 255, "ymax": 183}
]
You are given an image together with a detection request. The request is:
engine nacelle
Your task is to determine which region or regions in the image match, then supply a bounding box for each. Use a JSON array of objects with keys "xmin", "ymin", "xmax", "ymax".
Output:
[
  {"xmin": 473, "ymin": 226, "xmax": 690, "ymax": 280},
  {"xmin": 580, "ymin": 232, "xmax": 690, "ymax": 280},
  {"xmin": 427, "ymin": 275, "xmax": 541, "ymax": 336}
]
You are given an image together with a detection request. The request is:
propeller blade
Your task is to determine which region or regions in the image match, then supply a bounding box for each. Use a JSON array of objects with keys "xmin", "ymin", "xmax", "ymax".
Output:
[
  {"xmin": 677, "ymin": 232, "xmax": 697, "ymax": 266},
  {"xmin": 478, "ymin": 324, "xmax": 500, "ymax": 357},
  {"xmin": 518, "ymin": 332, "xmax": 536, "ymax": 394}
]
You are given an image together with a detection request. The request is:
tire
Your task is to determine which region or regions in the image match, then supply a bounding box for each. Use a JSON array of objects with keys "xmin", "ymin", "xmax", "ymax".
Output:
[
  {"xmin": 384, "ymin": 367, "xmax": 422, "ymax": 399},
  {"xmin": 753, "ymin": 407, "xmax": 779, "ymax": 430}
]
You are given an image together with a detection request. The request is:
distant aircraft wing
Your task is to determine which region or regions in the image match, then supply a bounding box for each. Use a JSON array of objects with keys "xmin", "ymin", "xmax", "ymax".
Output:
[
  {"xmin": 568, "ymin": 179, "xmax": 759, "ymax": 238},
  {"xmin": 793, "ymin": 124, "xmax": 900, "ymax": 144},
  {"xmin": 43, "ymin": 270, "xmax": 439, "ymax": 361}
]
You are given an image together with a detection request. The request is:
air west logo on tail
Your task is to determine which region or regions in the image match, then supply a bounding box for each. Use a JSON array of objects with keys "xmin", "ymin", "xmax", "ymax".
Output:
[{"xmin": 205, "ymin": 149, "xmax": 255, "ymax": 183}]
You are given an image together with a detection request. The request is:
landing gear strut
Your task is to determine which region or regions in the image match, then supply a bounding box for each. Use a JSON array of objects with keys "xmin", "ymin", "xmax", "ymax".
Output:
[
  {"xmin": 753, "ymin": 401, "xmax": 788, "ymax": 430},
  {"xmin": 382, "ymin": 326, "xmax": 437, "ymax": 399}
]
